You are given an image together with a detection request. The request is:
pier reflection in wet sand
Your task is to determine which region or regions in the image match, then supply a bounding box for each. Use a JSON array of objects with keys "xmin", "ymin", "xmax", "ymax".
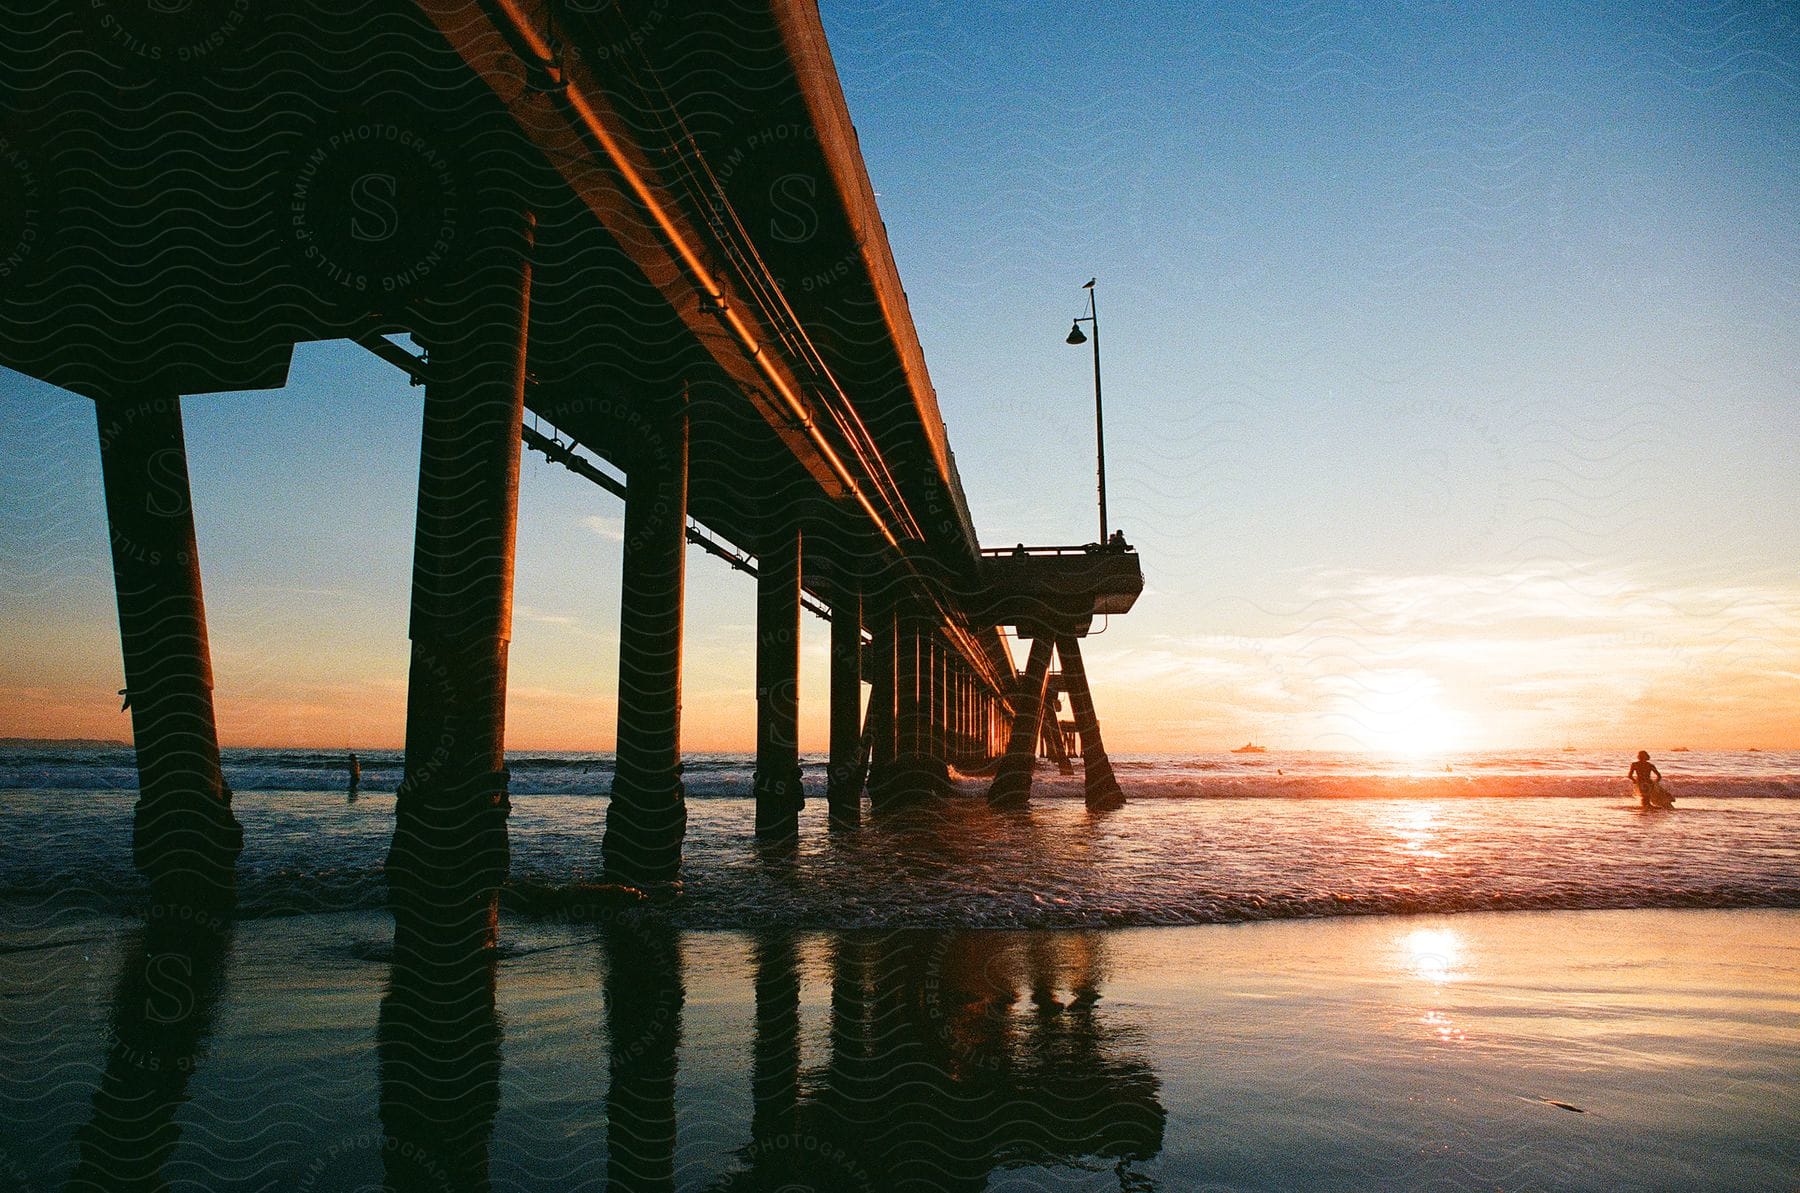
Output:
[
  {"xmin": 709, "ymin": 925, "xmax": 1165, "ymax": 1192},
  {"xmin": 47, "ymin": 913, "xmax": 1163, "ymax": 1191},
  {"xmin": 378, "ymin": 916, "xmax": 503, "ymax": 1193},
  {"xmin": 67, "ymin": 905, "xmax": 234, "ymax": 1192}
]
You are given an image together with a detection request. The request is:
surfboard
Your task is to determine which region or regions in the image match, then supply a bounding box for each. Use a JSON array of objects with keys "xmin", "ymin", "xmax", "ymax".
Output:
[{"xmin": 1640, "ymin": 778, "xmax": 1675, "ymax": 809}]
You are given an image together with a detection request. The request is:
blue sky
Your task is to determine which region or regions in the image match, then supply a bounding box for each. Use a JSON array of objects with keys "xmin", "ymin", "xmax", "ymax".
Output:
[{"xmin": 2, "ymin": 1, "xmax": 1796, "ymax": 750}]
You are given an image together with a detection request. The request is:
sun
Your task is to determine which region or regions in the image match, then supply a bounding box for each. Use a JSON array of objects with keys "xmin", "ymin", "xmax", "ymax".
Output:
[{"xmin": 1335, "ymin": 671, "xmax": 1466, "ymax": 757}]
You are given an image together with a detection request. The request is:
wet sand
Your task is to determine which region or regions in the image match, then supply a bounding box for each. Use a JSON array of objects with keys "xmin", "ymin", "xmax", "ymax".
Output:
[{"xmin": 3, "ymin": 907, "xmax": 1796, "ymax": 1190}]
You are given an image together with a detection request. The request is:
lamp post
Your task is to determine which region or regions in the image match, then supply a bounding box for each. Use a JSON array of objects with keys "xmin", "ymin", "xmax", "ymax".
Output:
[{"xmin": 1065, "ymin": 278, "xmax": 1108, "ymax": 545}]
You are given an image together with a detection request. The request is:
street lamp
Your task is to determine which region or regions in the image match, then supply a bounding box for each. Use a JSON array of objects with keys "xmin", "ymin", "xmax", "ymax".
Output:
[{"xmin": 1065, "ymin": 277, "xmax": 1109, "ymax": 545}]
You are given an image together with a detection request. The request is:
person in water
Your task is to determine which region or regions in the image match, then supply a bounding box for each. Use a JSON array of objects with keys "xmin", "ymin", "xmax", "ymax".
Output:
[
  {"xmin": 1628, "ymin": 750, "xmax": 1661, "ymax": 807},
  {"xmin": 347, "ymin": 751, "xmax": 361, "ymax": 799}
]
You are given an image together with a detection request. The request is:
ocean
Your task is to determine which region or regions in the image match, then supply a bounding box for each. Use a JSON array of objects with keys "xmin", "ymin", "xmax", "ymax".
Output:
[{"xmin": 2, "ymin": 746, "xmax": 1796, "ymax": 926}]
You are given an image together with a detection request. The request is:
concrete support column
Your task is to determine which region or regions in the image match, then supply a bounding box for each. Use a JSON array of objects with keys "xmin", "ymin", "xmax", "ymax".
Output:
[
  {"xmin": 95, "ymin": 392, "xmax": 241, "ymax": 904},
  {"xmin": 988, "ymin": 636, "xmax": 1055, "ymax": 807},
  {"xmin": 945, "ymin": 651, "xmax": 957, "ymax": 764},
  {"xmin": 922, "ymin": 634, "xmax": 940, "ymax": 767},
  {"xmin": 827, "ymin": 582, "xmax": 862, "ymax": 827},
  {"xmin": 865, "ymin": 601, "xmax": 896, "ymax": 804},
  {"xmin": 955, "ymin": 662, "xmax": 964, "ymax": 759},
  {"xmin": 950, "ymin": 654, "xmax": 964, "ymax": 766},
  {"xmin": 389, "ymin": 212, "xmax": 532, "ymax": 939},
  {"xmin": 880, "ymin": 606, "xmax": 945, "ymax": 802},
  {"xmin": 946, "ymin": 663, "xmax": 958, "ymax": 765},
  {"xmin": 964, "ymin": 669, "xmax": 974, "ymax": 760},
  {"xmin": 893, "ymin": 610, "xmax": 921, "ymax": 765},
  {"xmin": 946, "ymin": 665, "xmax": 957, "ymax": 764},
  {"xmin": 1042, "ymin": 687, "xmax": 1075, "ymax": 775},
  {"xmin": 603, "ymin": 393, "xmax": 690, "ymax": 886},
  {"xmin": 956, "ymin": 662, "xmax": 967, "ymax": 763},
  {"xmin": 958, "ymin": 668, "xmax": 971, "ymax": 763},
  {"xmin": 753, "ymin": 524, "xmax": 803, "ymax": 841},
  {"xmin": 1058, "ymin": 635, "xmax": 1126, "ymax": 811}
]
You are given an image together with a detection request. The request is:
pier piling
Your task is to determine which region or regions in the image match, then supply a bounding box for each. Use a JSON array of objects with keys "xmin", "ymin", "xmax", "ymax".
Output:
[
  {"xmin": 602, "ymin": 392, "xmax": 691, "ymax": 887},
  {"xmin": 879, "ymin": 606, "xmax": 948, "ymax": 803},
  {"xmin": 95, "ymin": 392, "xmax": 241, "ymax": 905},
  {"xmin": 388, "ymin": 212, "xmax": 532, "ymax": 939},
  {"xmin": 865, "ymin": 600, "xmax": 897, "ymax": 804},
  {"xmin": 988, "ymin": 636, "xmax": 1056, "ymax": 808},
  {"xmin": 1057, "ymin": 636, "xmax": 1126, "ymax": 810},
  {"xmin": 827, "ymin": 579, "xmax": 863, "ymax": 827},
  {"xmin": 753, "ymin": 523, "xmax": 804, "ymax": 842}
]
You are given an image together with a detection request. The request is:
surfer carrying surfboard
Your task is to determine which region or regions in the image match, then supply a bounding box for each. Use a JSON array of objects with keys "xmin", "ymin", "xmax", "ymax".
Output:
[{"xmin": 1629, "ymin": 750, "xmax": 1666, "ymax": 808}]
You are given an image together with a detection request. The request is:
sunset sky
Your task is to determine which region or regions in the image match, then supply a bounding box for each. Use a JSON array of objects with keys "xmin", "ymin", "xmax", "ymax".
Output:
[{"xmin": 2, "ymin": 2, "xmax": 1796, "ymax": 753}]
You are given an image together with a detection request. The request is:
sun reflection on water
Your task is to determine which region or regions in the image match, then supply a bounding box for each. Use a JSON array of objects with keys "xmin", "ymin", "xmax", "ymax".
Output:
[
  {"xmin": 1385, "ymin": 805, "xmax": 1448, "ymax": 859},
  {"xmin": 1419, "ymin": 1008, "xmax": 1467, "ymax": 1043},
  {"xmin": 1401, "ymin": 927, "xmax": 1461, "ymax": 983},
  {"xmin": 1399, "ymin": 927, "xmax": 1470, "ymax": 1045}
]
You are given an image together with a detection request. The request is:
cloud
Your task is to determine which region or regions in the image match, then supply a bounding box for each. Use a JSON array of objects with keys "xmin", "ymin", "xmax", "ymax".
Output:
[
  {"xmin": 582, "ymin": 514, "xmax": 625, "ymax": 542},
  {"xmin": 517, "ymin": 605, "xmax": 581, "ymax": 628},
  {"xmin": 1093, "ymin": 563, "xmax": 1800, "ymax": 749}
]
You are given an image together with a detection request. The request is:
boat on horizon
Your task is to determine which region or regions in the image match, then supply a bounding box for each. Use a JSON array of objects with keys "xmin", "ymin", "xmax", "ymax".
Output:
[{"xmin": 1232, "ymin": 742, "xmax": 1267, "ymax": 754}]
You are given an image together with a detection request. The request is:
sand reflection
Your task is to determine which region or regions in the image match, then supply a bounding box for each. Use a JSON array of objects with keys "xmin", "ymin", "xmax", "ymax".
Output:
[
  {"xmin": 1397, "ymin": 926, "xmax": 1471, "ymax": 1048},
  {"xmin": 68, "ymin": 904, "xmax": 234, "ymax": 1191},
  {"xmin": 714, "ymin": 927, "xmax": 1164, "ymax": 1191},
  {"xmin": 1401, "ymin": 927, "xmax": 1462, "ymax": 983}
]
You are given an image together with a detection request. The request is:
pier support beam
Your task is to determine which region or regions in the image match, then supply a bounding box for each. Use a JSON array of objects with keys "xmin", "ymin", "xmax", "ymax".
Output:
[
  {"xmin": 987, "ymin": 637, "xmax": 1055, "ymax": 808},
  {"xmin": 826, "ymin": 581, "xmax": 862, "ymax": 827},
  {"xmin": 864, "ymin": 601, "xmax": 896, "ymax": 805},
  {"xmin": 1058, "ymin": 635, "xmax": 1126, "ymax": 811},
  {"xmin": 957, "ymin": 668, "xmax": 969, "ymax": 764},
  {"xmin": 1047, "ymin": 721, "xmax": 1075, "ymax": 773},
  {"xmin": 880, "ymin": 607, "xmax": 946, "ymax": 804},
  {"xmin": 877, "ymin": 607, "xmax": 920, "ymax": 807},
  {"xmin": 1042, "ymin": 684, "xmax": 1075, "ymax": 776},
  {"xmin": 959, "ymin": 667, "xmax": 972, "ymax": 765},
  {"xmin": 603, "ymin": 393, "xmax": 690, "ymax": 887},
  {"xmin": 96, "ymin": 392, "xmax": 241, "ymax": 906},
  {"xmin": 390, "ymin": 215, "xmax": 529, "ymax": 942},
  {"xmin": 923, "ymin": 634, "xmax": 941, "ymax": 770},
  {"xmin": 389, "ymin": 213, "xmax": 532, "ymax": 938},
  {"xmin": 934, "ymin": 639, "xmax": 949, "ymax": 768},
  {"xmin": 753, "ymin": 524, "xmax": 804, "ymax": 841}
]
